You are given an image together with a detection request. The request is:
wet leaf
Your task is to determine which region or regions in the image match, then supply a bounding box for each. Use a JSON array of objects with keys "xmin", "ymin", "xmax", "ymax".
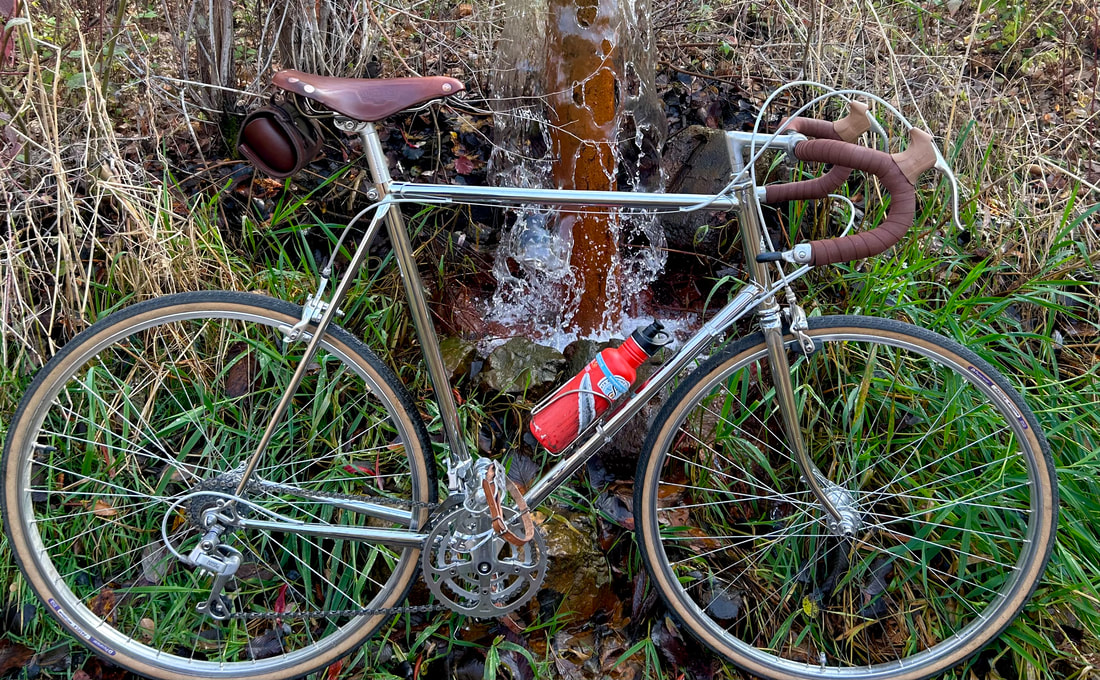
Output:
[
  {"xmin": 0, "ymin": 640, "xmax": 33, "ymax": 675},
  {"xmin": 505, "ymin": 452, "xmax": 539, "ymax": 492},
  {"xmin": 552, "ymin": 630, "xmax": 595, "ymax": 680},
  {"xmin": 0, "ymin": 603, "xmax": 36, "ymax": 635},
  {"xmin": 141, "ymin": 540, "xmax": 171, "ymax": 584},
  {"xmin": 76, "ymin": 657, "xmax": 129, "ymax": 680},
  {"xmin": 586, "ymin": 456, "xmax": 615, "ymax": 488},
  {"xmin": 88, "ymin": 589, "xmax": 118, "ymax": 624},
  {"xmin": 651, "ymin": 615, "xmax": 690, "ymax": 668},
  {"xmin": 325, "ymin": 659, "xmax": 343, "ymax": 680},
  {"xmin": 859, "ymin": 556, "xmax": 895, "ymax": 619},
  {"xmin": 455, "ymin": 155, "xmax": 475, "ymax": 175},
  {"xmin": 705, "ymin": 588, "xmax": 741, "ymax": 621},
  {"xmin": 655, "ymin": 481, "xmax": 685, "ymax": 504},
  {"xmin": 274, "ymin": 583, "xmax": 288, "ymax": 617},
  {"xmin": 596, "ymin": 490, "xmax": 634, "ymax": 530},
  {"xmin": 631, "ymin": 569, "xmax": 649, "ymax": 622},
  {"xmin": 651, "ymin": 615, "xmax": 717, "ymax": 680},
  {"xmin": 224, "ymin": 343, "xmax": 260, "ymax": 398},
  {"xmin": 452, "ymin": 650, "xmax": 486, "ymax": 680},
  {"xmin": 342, "ymin": 461, "xmax": 377, "ymax": 476},
  {"xmin": 678, "ymin": 526, "xmax": 720, "ymax": 553},
  {"xmin": 247, "ymin": 625, "xmax": 286, "ymax": 660}
]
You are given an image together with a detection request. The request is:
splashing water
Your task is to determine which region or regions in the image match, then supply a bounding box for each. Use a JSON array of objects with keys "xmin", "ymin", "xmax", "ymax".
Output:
[{"xmin": 487, "ymin": 0, "xmax": 667, "ymax": 344}]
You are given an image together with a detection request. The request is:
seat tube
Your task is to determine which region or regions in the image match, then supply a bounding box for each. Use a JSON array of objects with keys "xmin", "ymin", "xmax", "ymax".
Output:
[
  {"xmin": 360, "ymin": 123, "xmax": 473, "ymax": 468},
  {"xmin": 733, "ymin": 175, "xmax": 844, "ymax": 525}
]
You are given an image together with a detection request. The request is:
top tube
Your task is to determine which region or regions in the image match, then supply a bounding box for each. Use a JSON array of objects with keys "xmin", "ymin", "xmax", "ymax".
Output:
[{"xmin": 387, "ymin": 182, "xmax": 740, "ymax": 212}]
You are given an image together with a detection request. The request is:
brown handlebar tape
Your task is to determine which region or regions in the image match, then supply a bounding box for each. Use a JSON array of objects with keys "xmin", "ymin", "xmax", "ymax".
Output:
[
  {"xmin": 765, "ymin": 139, "xmax": 916, "ymax": 266},
  {"xmin": 772, "ymin": 103, "xmax": 872, "ymax": 205},
  {"xmin": 781, "ymin": 101, "xmax": 871, "ymax": 144}
]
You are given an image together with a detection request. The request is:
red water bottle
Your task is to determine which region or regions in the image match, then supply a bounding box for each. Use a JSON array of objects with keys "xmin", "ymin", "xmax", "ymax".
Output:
[{"xmin": 530, "ymin": 321, "xmax": 666, "ymax": 453}]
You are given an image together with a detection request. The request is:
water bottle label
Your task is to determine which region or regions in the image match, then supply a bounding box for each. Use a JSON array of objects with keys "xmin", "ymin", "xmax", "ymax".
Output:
[{"xmin": 594, "ymin": 355, "xmax": 630, "ymax": 400}]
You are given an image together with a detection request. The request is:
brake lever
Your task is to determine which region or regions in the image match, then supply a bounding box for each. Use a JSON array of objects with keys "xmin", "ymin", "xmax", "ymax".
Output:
[{"xmin": 867, "ymin": 115, "xmax": 889, "ymax": 152}]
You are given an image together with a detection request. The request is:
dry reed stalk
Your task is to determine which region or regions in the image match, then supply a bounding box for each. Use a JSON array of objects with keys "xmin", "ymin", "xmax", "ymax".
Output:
[{"xmin": 0, "ymin": 0, "xmax": 244, "ymax": 375}]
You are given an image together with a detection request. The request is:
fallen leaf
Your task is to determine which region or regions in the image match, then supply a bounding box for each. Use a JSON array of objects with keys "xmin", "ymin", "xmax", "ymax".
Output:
[
  {"xmin": 92, "ymin": 500, "xmax": 117, "ymax": 517},
  {"xmin": 247, "ymin": 626, "xmax": 286, "ymax": 660},
  {"xmin": 325, "ymin": 659, "xmax": 343, "ymax": 680},
  {"xmin": 141, "ymin": 541, "xmax": 171, "ymax": 584},
  {"xmin": 139, "ymin": 618, "xmax": 155, "ymax": 638},
  {"xmin": 88, "ymin": 589, "xmax": 118, "ymax": 625},
  {"xmin": 0, "ymin": 640, "xmax": 33, "ymax": 675},
  {"xmin": 455, "ymin": 155, "xmax": 475, "ymax": 175},
  {"xmin": 223, "ymin": 343, "xmax": 260, "ymax": 398}
]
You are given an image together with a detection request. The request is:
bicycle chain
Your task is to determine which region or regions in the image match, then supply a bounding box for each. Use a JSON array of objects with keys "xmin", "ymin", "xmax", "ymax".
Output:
[{"xmin": 220, "ymin": 479, "xmax": 449, "ymax": 620}]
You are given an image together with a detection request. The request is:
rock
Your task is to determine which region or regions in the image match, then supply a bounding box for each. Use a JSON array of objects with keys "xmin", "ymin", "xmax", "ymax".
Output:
[
  {"xmin": 561, "ymin": 337, "xmax": 614, "ymax": 376},
  {"xmin": 661, "ymin": 125, "xmax": 735, "ymax": 252},
  {"xmin": 480, "ymin": 337, "xmax": 565, "ymax": 397},
  {"xmin": 598, "ymin": 358, "xmax": 662, "ymax": 476},
  {"xmin": 538, "ymin": 511, "xmax": 618, "ymax": 623},
  {"xmin": 439, "ymin": 336, "xmax": 476, "ymax": 381}
]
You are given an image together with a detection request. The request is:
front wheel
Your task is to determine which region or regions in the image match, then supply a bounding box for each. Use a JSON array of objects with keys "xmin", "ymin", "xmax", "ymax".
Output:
[
  {"xmin": 635, "ymin": 316, "xmax": 1057, "ymax": 680},
  {"xmin": 2, "ymin": 291, "xmax": 435, "ymax": 680}
]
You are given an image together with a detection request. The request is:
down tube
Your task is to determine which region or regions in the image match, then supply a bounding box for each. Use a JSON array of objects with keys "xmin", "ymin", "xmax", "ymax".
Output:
[{"xmin": 523, "ymin": 284, "xmax": 763, "ymax": 509}]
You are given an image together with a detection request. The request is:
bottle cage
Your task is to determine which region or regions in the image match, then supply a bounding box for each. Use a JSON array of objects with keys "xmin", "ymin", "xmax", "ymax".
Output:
[{"xmin": 237, "ymin": 99, "xmax": 324, "ymax": 178}]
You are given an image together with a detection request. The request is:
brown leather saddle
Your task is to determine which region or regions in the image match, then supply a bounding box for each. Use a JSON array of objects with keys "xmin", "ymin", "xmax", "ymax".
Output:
[{"xmin": 273, "ymin": 70, "xmax": 465, "ymax": 122}]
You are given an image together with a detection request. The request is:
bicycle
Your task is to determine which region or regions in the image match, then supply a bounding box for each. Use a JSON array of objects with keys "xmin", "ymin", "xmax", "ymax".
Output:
[{"xmin": 1, "ymin": 69, "xmax": 1058, "ymax": 680}]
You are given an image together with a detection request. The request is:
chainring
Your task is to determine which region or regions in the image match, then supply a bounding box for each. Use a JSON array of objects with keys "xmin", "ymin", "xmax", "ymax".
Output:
[{"xmin": 421, "ymin": 503, "xmax": 547, "ymax": 617}]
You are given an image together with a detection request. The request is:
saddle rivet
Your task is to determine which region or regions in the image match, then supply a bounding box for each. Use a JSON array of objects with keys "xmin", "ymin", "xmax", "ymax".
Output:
[
  {"xmin": 287, "ymin": 76, "xmax": 299, "ymax": 83},
  {"xmin": 303, "ymin": 84, "xmax": 316, "ymax": 94},
  {"xmin": 442, "ymin": 83, "xmax": 452, "ymax": 93}
]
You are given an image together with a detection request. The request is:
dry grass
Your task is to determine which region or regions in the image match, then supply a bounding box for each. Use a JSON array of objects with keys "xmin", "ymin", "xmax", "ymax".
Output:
[{"xmin": 656, "ymin": 1, "xmax": 1099, "ymax": 273}]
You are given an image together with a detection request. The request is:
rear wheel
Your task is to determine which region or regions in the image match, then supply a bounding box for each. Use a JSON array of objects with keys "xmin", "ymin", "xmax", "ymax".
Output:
[
  {"xmin": 2, "ymin": 291, "xmax": 435, "ymax": 680},
  {"xmin": 635, "ymin": 316, "xmax": 1057, "ymax": 680}
]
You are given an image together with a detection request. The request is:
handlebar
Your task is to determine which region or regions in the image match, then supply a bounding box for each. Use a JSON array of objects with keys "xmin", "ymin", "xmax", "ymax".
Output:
[
  {"xmin": 766, "ymin": 102, "xmax": 870, "ymax": 204},
  {"xmin": 759, "ymin": 127, "xmax": 939, "ymax": 267},
  {"xmin": 781, "ymin": 101, "xmax": 871, "ymax": 143}
]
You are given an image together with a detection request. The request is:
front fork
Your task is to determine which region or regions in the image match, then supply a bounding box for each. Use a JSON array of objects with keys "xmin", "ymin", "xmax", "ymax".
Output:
[{"xmin": 732, "ymin": 178, "xmax": 848, "ymax": 531}]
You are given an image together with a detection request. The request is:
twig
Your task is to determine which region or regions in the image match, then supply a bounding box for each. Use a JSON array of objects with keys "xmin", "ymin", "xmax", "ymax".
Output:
[
  {"xmin": 365, "ymin": 2, "xmax": 419, "ymax": 76},
  {"xmin": 656, "ymin": 60, "xmax": 751, "ymax": 97}
]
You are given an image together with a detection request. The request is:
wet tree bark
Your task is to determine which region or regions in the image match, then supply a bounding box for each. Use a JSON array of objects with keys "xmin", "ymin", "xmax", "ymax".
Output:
[{"xmin": 546, "ymin": 0, "xmax": 621, "ymax": 334}]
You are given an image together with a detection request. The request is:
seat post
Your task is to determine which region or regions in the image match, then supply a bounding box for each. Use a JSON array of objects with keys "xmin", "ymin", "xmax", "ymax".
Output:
[{"xmin": 358, "ymin": 123, "xmax": 474, "ymax": 474}]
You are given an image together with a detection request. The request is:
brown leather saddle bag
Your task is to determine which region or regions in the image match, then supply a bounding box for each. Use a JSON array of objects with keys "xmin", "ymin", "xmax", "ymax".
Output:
[{"xmin": 237, "ymin": 102, "xmax": 323, "ymax": 178}]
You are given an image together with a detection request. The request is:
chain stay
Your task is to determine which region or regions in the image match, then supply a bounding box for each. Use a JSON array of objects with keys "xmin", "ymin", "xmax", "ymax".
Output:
[{"xmin": 220, "ymin": 479, "xmax": 443, "ymax": 620}]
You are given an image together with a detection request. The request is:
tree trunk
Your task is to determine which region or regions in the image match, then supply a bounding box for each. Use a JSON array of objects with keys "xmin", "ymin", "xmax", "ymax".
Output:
[{"xmin": 546, "ymin": 0, "xmax": 621, "ymax": 335}]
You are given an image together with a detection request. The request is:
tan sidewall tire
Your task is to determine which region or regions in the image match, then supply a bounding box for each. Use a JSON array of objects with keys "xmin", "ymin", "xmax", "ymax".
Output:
[
  {"xmin": 2, "ymin": 292, "xmax": 434, "ymax": 680},
  {"xmin": 634, "ymin": 316, "xmax": 1057, "ymax": 680}
]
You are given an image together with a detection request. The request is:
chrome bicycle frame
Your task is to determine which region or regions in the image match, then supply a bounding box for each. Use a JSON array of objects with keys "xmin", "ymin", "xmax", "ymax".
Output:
[{"xmin": 232, "ymin": 121, "xmax": 844, "ymax": 546}]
